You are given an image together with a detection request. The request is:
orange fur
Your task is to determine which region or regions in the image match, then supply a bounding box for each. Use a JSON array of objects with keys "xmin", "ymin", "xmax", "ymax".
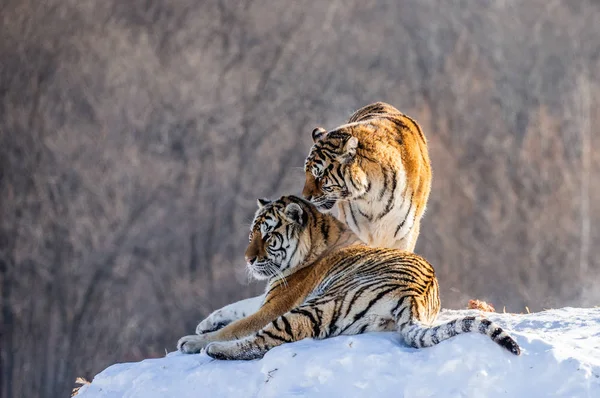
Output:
[{"xmin": 303, "ymin": 102, "xmax": 431, "ymax": 251}]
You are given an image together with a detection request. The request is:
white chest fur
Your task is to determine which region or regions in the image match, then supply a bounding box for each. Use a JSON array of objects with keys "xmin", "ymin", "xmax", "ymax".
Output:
[{"xmin": 338, "ymin": 165, "xmax": 417, "ymax": 250}]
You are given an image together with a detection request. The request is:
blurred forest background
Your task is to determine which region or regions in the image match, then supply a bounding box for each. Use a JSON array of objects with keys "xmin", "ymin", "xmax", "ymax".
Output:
[{"xmin": 1, "ymin": 0, "xmax": 599, "ymax": 397}]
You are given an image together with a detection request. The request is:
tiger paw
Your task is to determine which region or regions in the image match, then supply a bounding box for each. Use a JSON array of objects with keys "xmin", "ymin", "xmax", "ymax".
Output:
[
  {"xmin": 205, "ymin": 341, "xmax": 238, "ymax": 360},
  {"xmin": 195, "ymin": 311, "xmax": 232, "ymax": 335},
  {"xmin": 177, "ymin": 334, "xmax": 210, "ymax": 354}
]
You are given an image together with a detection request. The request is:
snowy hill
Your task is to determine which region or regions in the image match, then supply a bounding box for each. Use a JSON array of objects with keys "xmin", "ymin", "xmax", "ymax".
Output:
[{"xmin": 77, "ymin": 308, "xmax": 600, "ymax": 398}]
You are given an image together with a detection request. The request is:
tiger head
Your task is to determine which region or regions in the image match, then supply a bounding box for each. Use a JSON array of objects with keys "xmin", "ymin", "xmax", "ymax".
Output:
[
  {"xmin": 302, "ymin": 127, "xmax": 369, "ymax": 212},
  {"xmin": 245, "ymin": 196, "xmax": 312, "ymax": 280}
]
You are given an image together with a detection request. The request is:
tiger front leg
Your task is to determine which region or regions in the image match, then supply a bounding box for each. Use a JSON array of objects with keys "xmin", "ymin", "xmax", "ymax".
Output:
[
  {"xmin": 195, "ymin": 294, "xmax": 264, "ymax": 335},
  {"xmin": 177, "ymin": 333, "xmax": 213, "ymax": 354},
  {"xmin": 179, "ymin": 291, "xmax": 300, "ymax": 354},
  {"xmin": 179, "ymin": 295, "xmax": 265, "ymax": 354},
  {"xmin": 205, "ymin": 305, "xmax": 329, "ymax": 360}
]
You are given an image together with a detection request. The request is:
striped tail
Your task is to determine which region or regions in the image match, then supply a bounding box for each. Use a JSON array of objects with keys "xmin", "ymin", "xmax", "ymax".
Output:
[{"xmin": 398, "ymin": 316, "xmax": 521, "ymax": 355}]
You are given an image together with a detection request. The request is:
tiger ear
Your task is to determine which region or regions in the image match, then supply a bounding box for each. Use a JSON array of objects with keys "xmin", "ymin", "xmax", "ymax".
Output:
[
  {"xmin": 337, "ymin": 136, "xmax": 358, "ymax": 164},
  {"xmin": 284, "ymin": 203, "xmax": 307, "ymax": 226},
  {"xmin": 257, "ymin": 198, "xmax": 271, "ymax": 208},
  {"xmin": 311, "ymin": 127, "xmax": 326, "ymax": 143}
]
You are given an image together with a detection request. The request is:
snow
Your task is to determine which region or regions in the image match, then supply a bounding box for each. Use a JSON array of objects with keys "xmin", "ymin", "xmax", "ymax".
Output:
[{"xmin": 77, "ymin": 307, "xmax": 600, "ymax": 398}]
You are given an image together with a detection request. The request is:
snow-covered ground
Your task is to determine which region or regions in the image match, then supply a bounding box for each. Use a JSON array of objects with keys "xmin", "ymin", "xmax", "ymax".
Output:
[{"xmin": 77, "ymin": 307, "xmax": 600, "ymax": 398}]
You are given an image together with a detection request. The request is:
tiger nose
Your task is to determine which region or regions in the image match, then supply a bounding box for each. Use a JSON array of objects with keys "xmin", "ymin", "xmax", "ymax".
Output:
[{"xmin": 245, "ymin": 255, "xmax": 256, "ymax": 265}]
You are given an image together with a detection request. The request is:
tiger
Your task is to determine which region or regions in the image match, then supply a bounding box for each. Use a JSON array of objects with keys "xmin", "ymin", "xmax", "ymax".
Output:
[
  {"xmin": 303, "ymin": 101, "xmax": 431, "ymax": 252},
  {"xmin": 177, "ymin": 196, "xmax": 520, "ymax": 360}
]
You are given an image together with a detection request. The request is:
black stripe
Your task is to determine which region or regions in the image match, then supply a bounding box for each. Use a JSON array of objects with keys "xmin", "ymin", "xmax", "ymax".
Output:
[
  {"xmin": 334, "ymin": 164, "xmax": 346, "ymax": 183},
  {"xmin": 431, "ymin": 328, "xmax": 440, "ymax": 345},
  {"xmin": 360, "ymin": 154, "xmax": 382, "ymax": 164},
  {"xmin": 326, "ymin": 131, "xmax": 351, "ymax": 141},
  {"xmin": 378, "ymin": 168, "xmax": 388, "ymax": 200},
  {"xmin": 254, "ymin": 331, "xmax": 267, "ymax": 344},
  {"xmin": 478, "ymin": 318, "xmax": 492, "ymax": 334},
  {"xmin": 291, "ymin": 308, "xmax": 320, "ymax": 337},
  {"xmin": 357, "ymin": 208, "xmax": 373, "ymax": 221},
  {"xmin": 348, "ymin": 205, "xmax": 359, "ymax": 232},
  {"xmin": 281, "ymin": 315, "xmax": 293, "ymax": 336},
  {"xmin": 385, "ymin": 116, "xmax": 408, "ymax": 145},
  {"xmin": 328, "ymin": 299, "xmax": 343, "ymax": 335},
  {"xmin": 346, "ymin": 286, "xmax": 399, "ymax": 332},
  {"xmin": 313, "ymin": 307, "xmax": 324, "ymax": 337},
  {"xmin": 348, "ymin": 172, "xmax": 359, "ymax": 190},
  {"xmin": 379, "ymin": 268, "xmax": 432, "ymax": 281},
  {"xmin": 490, "ymin": 327, "xmax": 503, "ymax": 340},
  {"xmin": 320, "ymin": 219, "xmax": 330, "ymax": 242},
  {"xmin": 343, "ymin": 285, "xmax": 372, "ymax": 317},
  {"xmin": 263, "ymin": 329, "xmax": 291, "ymax": 343},
  {"xmin": 498, "ymin": 335, "xmax": 520, "ymax": 355},
  {"xmin": 446, "ymin": 320, "xmax": 458, "ymax": 336},
  {"xmin": 394, "ymin": 193, "xmax": 414, "ymax": 238},
  {"xmin": 391, "ymin": 297, "xmax": 407, "ymax": 316},
  {"xmin": 403, "ymin": 113, "xmax": 426, "ymax": 145},
  {"xmin": 287, "ymin": 239, "xmax": 299, "ymax": 264},
  {"xmin": 418, "ymin": 329, "xmax": 428, "ymax": 348},
  {"xmin": 376, "ymin": 169, "xmax": 397, "ymax": 220},
  {"xmin": 272, "ymin": 318, "xmax": 283, "ymax": 332},
  {"xmin": 461, "ymin": 317, "xmax": 476, "ymax": 332}
]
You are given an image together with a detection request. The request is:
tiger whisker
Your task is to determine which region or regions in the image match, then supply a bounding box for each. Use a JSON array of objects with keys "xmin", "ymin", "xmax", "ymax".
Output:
[
  {"xmin": 264, "ymin": 262, "xmax": 289, "ymax": 289},
  {"xmin": 271, "ymin": 265, "xmax": 289, "ymax": 289}
]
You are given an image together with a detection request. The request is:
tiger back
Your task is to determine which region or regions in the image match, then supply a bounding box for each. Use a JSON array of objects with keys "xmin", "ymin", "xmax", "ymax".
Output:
[{"xmin": 303, "ymin": 102, "xmax": 431, "ymax": 251}]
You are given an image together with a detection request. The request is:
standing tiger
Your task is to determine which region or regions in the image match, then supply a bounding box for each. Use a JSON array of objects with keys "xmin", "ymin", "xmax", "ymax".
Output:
[
  {"xmin": 303, "ymin": 102, "xmax": 431, "ymax": 251},
  {"xmin": 177, "ymin": 196, "xmax": 520, "ymax": 359}
]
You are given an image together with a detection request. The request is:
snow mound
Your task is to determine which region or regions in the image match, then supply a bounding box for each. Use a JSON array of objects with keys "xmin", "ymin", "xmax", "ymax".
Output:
[{"xmin": 77, "ymin": 308, "xmax": 600, "ymax": 398}]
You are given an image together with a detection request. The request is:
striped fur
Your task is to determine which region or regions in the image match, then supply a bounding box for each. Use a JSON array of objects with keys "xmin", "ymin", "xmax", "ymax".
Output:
[
  {"xmin": 177, "ymin": 196, "xmax": 520, "ymax": 359},
  {"xmin": 303, "ymin": 102, "xmax": 431, "ymax": 251}
]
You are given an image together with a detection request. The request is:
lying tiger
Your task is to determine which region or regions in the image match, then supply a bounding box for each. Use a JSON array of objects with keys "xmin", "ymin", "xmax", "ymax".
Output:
[{"xmin": 177, "ymin": 196, "xmax": 520, "ymax": 360}]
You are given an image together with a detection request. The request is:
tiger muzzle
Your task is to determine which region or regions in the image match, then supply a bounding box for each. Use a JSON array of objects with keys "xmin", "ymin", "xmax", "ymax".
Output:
[{"xmin": 244, "ymin": 235, "xmax": 265, "ymax": 265}]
